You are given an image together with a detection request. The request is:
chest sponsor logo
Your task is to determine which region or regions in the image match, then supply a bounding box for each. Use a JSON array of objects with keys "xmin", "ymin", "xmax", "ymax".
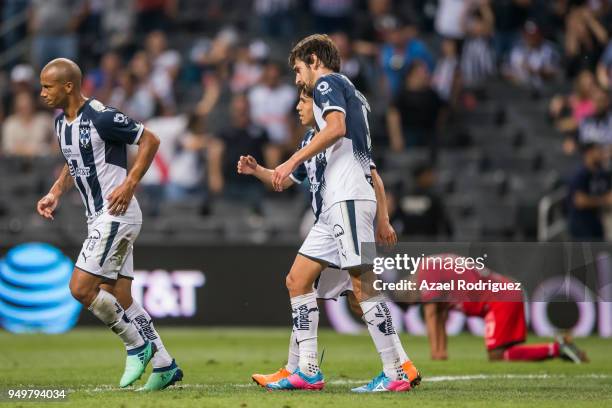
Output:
[{"xmin": 68, "ymin": 162, "xmax": 91, "ymax": 177}]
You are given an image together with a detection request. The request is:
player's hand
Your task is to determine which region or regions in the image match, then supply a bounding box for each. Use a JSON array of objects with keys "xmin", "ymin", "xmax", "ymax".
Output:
[
  {"xmin": 431, "ymin": 350, "xmax": 448, "ymax": 360},
  {"xmin": 272, "ymin": 158, "xmax": 297, "ymax": 192},
  {"xmin": 237, "ymin": 155, "xmax": 258, "ymax": 175},
  {"xmin": 37, "ymin": 193, "xmax": 58, "ymax": 220},
  {"xmin": 107, "ymin": 180, "xmax": 136, "ymax": 216},
  {"xmin": 376, "ymin": 219, "xmax": 397, "ymax": 246}
]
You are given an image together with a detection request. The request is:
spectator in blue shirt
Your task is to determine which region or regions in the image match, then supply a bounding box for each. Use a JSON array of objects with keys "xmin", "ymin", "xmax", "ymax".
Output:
[{"xmin": 380, "ymin": 16, "xmax": 434, "ymax": 97}]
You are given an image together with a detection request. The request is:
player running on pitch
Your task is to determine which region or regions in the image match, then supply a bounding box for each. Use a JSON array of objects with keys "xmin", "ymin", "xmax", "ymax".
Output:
[
  {"xmin": 242, "ymin": 87, "xmax": 411, "ymax": 391},
  {"xmin": 240, "ymin": 34, "xmax": 421, "ymax": 392},
  {"xmin": 417, "ymin": 253, "xmax": 588, "ymax": 363},
  {"xmin": 36, "ymin": 58, "xmax": 182, "ymax": 390}
]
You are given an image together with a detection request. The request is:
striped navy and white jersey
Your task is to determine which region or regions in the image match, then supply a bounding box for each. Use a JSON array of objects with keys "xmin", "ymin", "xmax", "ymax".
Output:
[
  {"xmin": 292, "ymin": 73, "xmax": 376, "ymax": 217},
  {"xmin": 55, "ymin": 98, "xmax": 144, "ymax": 224},
  {"xmin": 291, "ymin": 126, "xmax": 377, "ymax": 222}
]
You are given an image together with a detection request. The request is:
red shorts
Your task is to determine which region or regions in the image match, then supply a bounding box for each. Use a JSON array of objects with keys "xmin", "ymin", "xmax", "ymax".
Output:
[{"xmin": 483, "ymin": 302, "xmax": 527, "ymax": 350}]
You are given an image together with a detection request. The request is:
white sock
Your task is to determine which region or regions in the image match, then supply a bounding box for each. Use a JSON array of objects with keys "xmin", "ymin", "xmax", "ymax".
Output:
[
  {"xmin": 88, "ymin": 290, "xmax": 144, "ymax": 350},
  {"xmin": 360, "ymin": 296, "xmax": 403, "ymax": 380},
  {"xmin": 286, "ymin": 328, "xmax": 300, "ymax": 373},
  {"xmin": 291, "ymin": 292, "xmax": 319, "ymax": 376},
  {"xmin": 392, "ymin": 332, "xmax": 410, "ymax": 363},
  {"xmin": 125, "ymin": 301, "xmax": 173, "ymax": 368}
]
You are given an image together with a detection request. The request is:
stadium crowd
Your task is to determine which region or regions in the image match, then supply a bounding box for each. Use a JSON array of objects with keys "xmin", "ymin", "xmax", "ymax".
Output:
[{"xmin": 2, "ymin": 0, "xmax": 612, "ymax": 242}]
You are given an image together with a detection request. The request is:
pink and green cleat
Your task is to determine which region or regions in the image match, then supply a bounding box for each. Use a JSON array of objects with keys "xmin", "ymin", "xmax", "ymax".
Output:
[{"xmin": 265, "ymin": 369, "xmax": 325, "ymax": 391}]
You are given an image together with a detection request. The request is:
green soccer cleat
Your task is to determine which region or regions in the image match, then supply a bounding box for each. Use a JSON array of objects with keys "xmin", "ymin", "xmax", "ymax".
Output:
[
  {"xmin": 119, "ymin": 341, "xmax": 155, "ymax": 388},
  {"xmin": 138, "ymin": 360, "xmax": 183, "ymax": 391}
]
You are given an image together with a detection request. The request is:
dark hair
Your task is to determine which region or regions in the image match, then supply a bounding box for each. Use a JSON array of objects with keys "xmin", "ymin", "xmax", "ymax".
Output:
[
  {"xmin": 288, "ymin": 34, "xmax": 341, "ymax": 73},
  {"xmin": 297, "ymin": 84, "xmax": 312, "ymax": 99}
]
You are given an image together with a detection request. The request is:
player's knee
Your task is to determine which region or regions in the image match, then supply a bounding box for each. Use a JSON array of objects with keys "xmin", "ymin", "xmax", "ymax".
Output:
[
  {"xmin": 69, "ymin": 280, "xmax": 96, "ymax": 305},
  {"xmin": 285, "ymin": 272, "xmax": 308, "ymax": 294}
]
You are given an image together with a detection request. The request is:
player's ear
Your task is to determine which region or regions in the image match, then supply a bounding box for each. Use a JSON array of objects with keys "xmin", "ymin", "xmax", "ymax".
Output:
[
  {"xmin": 310, "ymin": 53, "xmax": 320, "ymax": 70},
  {"xmin": 64, "ymin": 81, "xmax": 74, "ymax": 95}
]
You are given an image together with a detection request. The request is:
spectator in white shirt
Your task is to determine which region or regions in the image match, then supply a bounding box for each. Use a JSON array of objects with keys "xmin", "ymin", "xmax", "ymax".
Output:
[{"xmin": 247, "ymin": 61, "xmax": 296, "ymax": 166}]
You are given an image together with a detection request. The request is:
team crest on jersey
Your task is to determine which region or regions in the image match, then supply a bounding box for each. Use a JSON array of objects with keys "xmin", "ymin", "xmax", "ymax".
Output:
[{"xmin": 79, "ymin": 119, "xmax": 92, "ymax": 148}]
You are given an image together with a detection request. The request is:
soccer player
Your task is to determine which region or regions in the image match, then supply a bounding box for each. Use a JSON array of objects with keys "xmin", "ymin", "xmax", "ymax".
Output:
[
  {"xmin": 36, "ymin": 58, "xmax": 183, "ymax": 390},
  {"xmin": 240, "ymin": 34, "xmax": 421, "ymax": 392},
  {"xmin": 417, "ymin": 253, "xmax": 588, "ymax": 363},
  {"xmin": 244, "ymin": 88, "xmax": 408, "ymax": 390}
]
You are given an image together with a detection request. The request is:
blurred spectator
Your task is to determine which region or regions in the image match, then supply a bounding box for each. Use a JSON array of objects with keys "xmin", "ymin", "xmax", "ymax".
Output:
[
  {"xmin": 493, "ymin": 0, "xmax": 532, "ymax": 62},
  {"xmin": 247, "ymin": 61, "xmax": 296, "ymax": 166},
  {"xmin": 549, "ymin": 69, "xmax": 597, "ymax": 134},
  {"xmin": 109, "ymin": 69, "xmax": 156, "ymax": 122},
  {"xmin": 139, "ymin": 106, "xmax": 187, "ymax": 216},
  {"xmin": 564, "ymin": 3, "xmax": 608, "ymax": 78},
  {"xmin": 460, "ymin": 0, "xmax": 496, "ymax": 93},
  {"xmin": 28, "ymin": 0, "xmax": 87, "ymax": 69},
  {"xmin": 215, "ymin": 94, "xmax": 272, "ymax": 214},
  {"xmin": 432, "ymin": 39, "xmax": 461, "ymax": 104},
  {"xmin": 505, "ymin": 21, "xmax": 560, "ymax": 94},
  {"xmin": 387, "ymin": 165, "xmax": 453, "ymax": 238},
  {"xmin": 230, "ymin": 41, "xmax": 267, "ymax": 94},
  {"xmin": 310, "ymin": 0, "xmax": 354, "ymax": 33},
  {"xmin": 1, "ymin": 64, "xmax": 36, "ymax": 121},
  {"xmin": 330, "ymin": 31, "xmax": 374, "ymax": 95},
  {"xmin": 254, "ymin": 0, "xmax": 297, "ymax": 38},
  {"xmin": 100, "ymin": 0, "xmax": 136, "ymax": 50},
  {"xmin": 145, "ymin": 30, "xmax": 181, "ymax": 110},
  {"xmin": 352, "ymin": 0, "xmax": 394, "ymax": 55},
  {"xmin": 567, "ymin": 142, "xmax": 612, "ymax": 240},
  {"xmin": 435, "ymin": 0, "xmax": 471, "ymax": 41},
  {"xmin": 135, "ymin": 0, "xmax": 177, "ymax": 34},
  {"xmin": 386, "ymin": 61, "xmax": 444, "ymax": 156},
  {"xmin": 576, "ymin": 89, "xmax": 612, "ymax": 145},
  {"xmin": 190, "ymin": 26, "xmax": 239, "ymax": 76},
  {"xmin": 380, "ymin": 16, "xmax": 435, "ymax": 97},
  {"xmin": 167, "ymin": 114, "xmax": 223, "ymax": 203},
  {"xmin": 82, "ymin": 51, "xmax": 122, "ymax": 103},
  {"xmin": 1, "ymin": 91, "xmax": 54, "ymax": 157},
  {"xmin": 596, "ymin": 40, "xmax": 612, "ymax": 90}
]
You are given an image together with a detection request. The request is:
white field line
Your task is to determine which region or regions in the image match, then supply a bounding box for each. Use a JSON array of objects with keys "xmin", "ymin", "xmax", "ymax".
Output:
[{"xmin": 68, "ymin": 373, "xmax": 612, "ymax": 393}]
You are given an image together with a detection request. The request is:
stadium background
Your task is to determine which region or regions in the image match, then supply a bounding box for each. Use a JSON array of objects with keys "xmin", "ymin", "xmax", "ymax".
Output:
[{"xmin": 1, "ymin": 0, "xmax": 612, "ymax": 336}]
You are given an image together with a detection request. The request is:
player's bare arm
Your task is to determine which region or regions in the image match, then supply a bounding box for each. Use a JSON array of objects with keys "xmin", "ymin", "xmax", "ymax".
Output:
[
  {"xmin": 371, "ymin": 168, "xmax": 397, "ymax": 246},
  {"xmin": 107, "ymin": 128, "xmax": 160, "ymax": 216},
  {"xmin": 238, "ymin": 155, "xmax": 294, "ymax": 191},
  {"xmin": 36, "ymin": 163, "xmax": 73, "ymax": 220},
  {"xmin": 272, "ymin": 111, "xmax": 345, "ymax": 190},
  {"xmin": 424, "ymin": 303, "xmax": 449, "ymax": 360}
]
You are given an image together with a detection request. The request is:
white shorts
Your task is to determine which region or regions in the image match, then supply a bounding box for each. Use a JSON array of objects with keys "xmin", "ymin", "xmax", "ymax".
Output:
[
  {"xmin": 299, "ymin": 199, "xmax": 376, "ymax": 270},
  {"xmin": 75, "ymin": 215, "xmax": 141, "ymax": 280},
  {"xmin": 314, "ymin": 267, "xmax": 353, "ymax": 300}
]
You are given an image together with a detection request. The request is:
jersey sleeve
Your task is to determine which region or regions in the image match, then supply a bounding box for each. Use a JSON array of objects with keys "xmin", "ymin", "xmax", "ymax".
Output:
[
  {"xmin": 94, "ymin": 108, "xmax": 144, "ymax": 145},
  {"xmin": 313, "ymin": 75, "xmax": 347, "ymax": 117},
  {"xmin": 290, "ymin": 163, "xmax": 307, "ymax": 184}
]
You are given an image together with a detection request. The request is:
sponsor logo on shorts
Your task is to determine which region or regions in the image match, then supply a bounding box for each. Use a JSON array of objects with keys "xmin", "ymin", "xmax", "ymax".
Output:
[{"xmin": 333, "ymin": 224, "xmax": 344, "ymax": 238}]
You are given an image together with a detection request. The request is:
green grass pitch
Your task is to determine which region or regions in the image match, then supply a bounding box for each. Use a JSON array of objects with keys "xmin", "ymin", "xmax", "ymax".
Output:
[{"xmin": 1, "ymin": 328, "xmax": 611, "ymax": 407}]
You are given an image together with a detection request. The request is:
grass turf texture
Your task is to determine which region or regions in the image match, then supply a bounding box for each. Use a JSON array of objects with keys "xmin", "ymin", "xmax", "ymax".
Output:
[{"xmin": 1, "ymin": 328, "xmax": 611, "ymax": 407}]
